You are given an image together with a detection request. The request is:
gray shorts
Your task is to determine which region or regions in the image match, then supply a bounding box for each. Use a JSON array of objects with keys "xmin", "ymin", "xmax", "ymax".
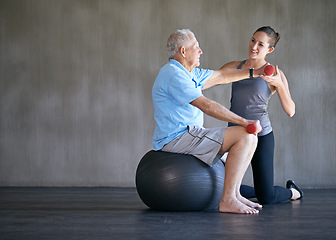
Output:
[{"xmin": 161, "ymin": 125, "xmax": 226, "ymax": 166}]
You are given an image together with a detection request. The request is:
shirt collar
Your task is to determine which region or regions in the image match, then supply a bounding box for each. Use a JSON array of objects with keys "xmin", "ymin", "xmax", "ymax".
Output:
[{"xmin": 169, "ymin": 59, "xmax": 194, "ymax": 78}]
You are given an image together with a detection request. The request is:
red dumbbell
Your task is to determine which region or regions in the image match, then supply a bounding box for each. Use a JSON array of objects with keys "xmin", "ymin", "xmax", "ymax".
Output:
[
  {"xmin": 264, "ymin": 65, "xmax": 275, "ymax": 76},
  {"xmin": 246, "ymin": 123, "xmax": 262, "ymax": 134}
]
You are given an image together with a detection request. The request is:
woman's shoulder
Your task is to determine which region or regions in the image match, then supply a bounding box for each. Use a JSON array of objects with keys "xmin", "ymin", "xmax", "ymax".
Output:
[{"xmin": 220, "ymin": 60, "xmax": 244, "ymax": 69}]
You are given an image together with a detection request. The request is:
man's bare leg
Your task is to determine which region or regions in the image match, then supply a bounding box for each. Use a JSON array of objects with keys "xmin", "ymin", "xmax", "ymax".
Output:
[
  {"xmin": 236, "ymin": 181, "xmax": 263, "ymax": 209},
  {"xmin": 234, "ymin": 161, "xmax": 262, "ymax": 209},
  {"xmin": 218, "ymin": 126, "xmax": 259, "ymax": 214}
]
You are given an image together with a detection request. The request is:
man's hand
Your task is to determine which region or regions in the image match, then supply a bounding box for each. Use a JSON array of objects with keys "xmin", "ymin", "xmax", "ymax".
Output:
[{"xmin": 246, "ymin": 120, "xmax": 262, "ymax": 135}]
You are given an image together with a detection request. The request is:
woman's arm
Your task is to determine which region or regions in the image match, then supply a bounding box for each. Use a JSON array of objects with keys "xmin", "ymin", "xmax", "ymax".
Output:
[{"xmin": 263, "ymin": 66, "xmax": 295, "ymax": 117}]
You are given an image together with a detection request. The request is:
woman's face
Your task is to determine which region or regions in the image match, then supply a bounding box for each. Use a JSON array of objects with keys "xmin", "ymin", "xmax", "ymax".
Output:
[{"xmin": 249, "ymin": 31, "xmax": 274, "ymax": 60}]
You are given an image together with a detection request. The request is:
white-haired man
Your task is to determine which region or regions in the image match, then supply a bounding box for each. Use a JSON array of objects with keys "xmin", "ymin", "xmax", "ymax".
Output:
[{"xmin": 152, "ymin": 29, "xmax": 265, "ymax": 214}]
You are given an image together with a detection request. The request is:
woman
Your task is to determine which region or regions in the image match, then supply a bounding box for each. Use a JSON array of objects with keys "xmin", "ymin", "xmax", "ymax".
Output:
[{"xmin": 221, "ymin": 26, "xmax": 303, "ymax": 204}]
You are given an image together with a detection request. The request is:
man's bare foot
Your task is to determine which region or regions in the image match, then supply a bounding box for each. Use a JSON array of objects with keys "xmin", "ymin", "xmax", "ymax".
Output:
[
  {"xmin": 237, "ymin": 194, "xmax": 262, "ymax": 209},
  {"xmin": 219, "ymin": 198, "xmax": 259, "ymax": 214}
]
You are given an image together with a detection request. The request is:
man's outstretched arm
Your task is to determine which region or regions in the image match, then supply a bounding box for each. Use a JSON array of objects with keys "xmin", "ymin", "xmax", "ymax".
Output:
[{"xmin": 203, "ymin": 62, "xmax": 266, "ymax": 90}]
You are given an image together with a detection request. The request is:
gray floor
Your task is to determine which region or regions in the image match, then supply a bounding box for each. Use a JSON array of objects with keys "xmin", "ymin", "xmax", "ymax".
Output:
[{"xmin": 0, "ymin": 187, "xmax": 336, "ymax": 240}]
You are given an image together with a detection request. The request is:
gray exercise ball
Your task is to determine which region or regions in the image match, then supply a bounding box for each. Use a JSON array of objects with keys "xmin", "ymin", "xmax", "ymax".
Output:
[{"xmin": 135, "ymin": 150, "xmax": 225, "ymax": 211}]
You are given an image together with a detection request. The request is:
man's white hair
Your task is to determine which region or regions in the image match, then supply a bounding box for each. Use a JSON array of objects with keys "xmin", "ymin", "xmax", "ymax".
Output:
[{"xmin": 166, "ymin": 29, "xmax": 195, "ymax": 59}]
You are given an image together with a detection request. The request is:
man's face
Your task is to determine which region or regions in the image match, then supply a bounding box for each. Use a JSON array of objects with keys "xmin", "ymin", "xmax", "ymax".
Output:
[{"xmin": 184, "ymin": 36, "xmax": 203, "ymax": 70}]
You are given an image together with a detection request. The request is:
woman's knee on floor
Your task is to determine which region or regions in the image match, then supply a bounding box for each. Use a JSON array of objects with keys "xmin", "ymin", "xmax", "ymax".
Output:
[{"xmin": 256, "ymin": 191, "xmax": 276, "ymax": 205}]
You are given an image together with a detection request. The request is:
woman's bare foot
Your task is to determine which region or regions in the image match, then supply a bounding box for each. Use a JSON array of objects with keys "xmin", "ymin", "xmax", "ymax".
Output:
[
  {"xmin": 219, "ymin": 197, "xmax": 259, "ymax": 214},
  {"xmin": 237, "ymin": 194, "xmax": 262, "ymax": 209}
]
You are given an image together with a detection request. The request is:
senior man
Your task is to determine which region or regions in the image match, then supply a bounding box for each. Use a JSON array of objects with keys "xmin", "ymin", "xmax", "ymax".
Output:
[{"xmin": 152, "ymin": 29, "xmax": 264, "ymax": 214}]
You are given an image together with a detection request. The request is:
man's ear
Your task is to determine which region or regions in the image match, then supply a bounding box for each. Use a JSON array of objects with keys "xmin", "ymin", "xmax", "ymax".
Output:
[{"xmin": 180, "ymin": 46, "xmax": 186, "ymax": 58}]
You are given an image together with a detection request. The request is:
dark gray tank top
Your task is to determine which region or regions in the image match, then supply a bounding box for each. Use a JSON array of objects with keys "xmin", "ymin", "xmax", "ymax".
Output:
[{"xmin": 228, "ymin": 60, "xmax": 272, "ymax": 136}]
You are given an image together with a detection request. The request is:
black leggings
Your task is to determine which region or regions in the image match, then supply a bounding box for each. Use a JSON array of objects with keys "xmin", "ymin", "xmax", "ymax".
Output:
[{"xmin": 240, "ymin": 131, "xmax": 292, "ymax": 204}]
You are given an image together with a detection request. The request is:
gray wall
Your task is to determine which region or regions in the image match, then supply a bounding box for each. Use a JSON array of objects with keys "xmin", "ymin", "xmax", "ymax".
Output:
[{"xmin": 1, "ymin": 0, "xmax": 335, "ymax": 188}]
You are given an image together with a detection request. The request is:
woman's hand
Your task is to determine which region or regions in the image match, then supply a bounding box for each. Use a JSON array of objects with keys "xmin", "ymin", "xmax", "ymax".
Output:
[{"xmin": 261, "ymin": 65, "xmax": 283, "ymax": 89}]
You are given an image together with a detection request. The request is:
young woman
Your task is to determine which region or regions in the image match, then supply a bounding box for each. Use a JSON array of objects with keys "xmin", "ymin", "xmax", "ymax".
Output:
[{"xmin": 221, "ymin": 26, "xmax": 303, "ymax": 204}]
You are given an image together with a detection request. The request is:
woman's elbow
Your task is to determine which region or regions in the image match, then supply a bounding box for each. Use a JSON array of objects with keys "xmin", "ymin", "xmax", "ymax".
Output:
[
  {"xmin": 287, "ymin": 104, "xmax": 295, "ymax": 117},
  {"xmin": 288, "ymin": 110, "xmax": 295, "ymax": 118}
]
